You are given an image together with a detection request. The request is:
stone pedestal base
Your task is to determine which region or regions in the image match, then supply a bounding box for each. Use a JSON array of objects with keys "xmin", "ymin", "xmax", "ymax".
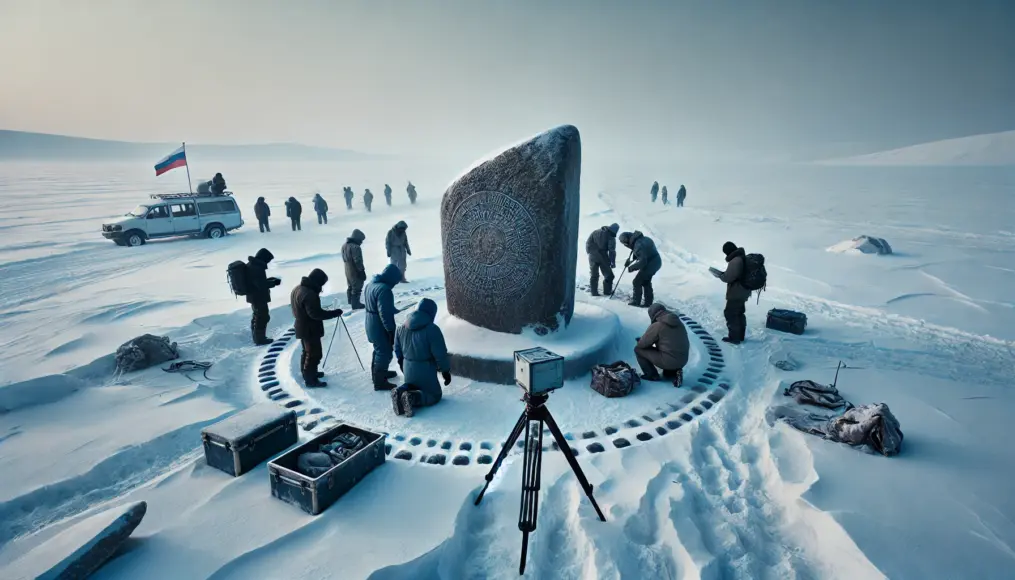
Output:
[{"xmin": 436, "ymin": 300, "xmax": 620, "ymax": 385}]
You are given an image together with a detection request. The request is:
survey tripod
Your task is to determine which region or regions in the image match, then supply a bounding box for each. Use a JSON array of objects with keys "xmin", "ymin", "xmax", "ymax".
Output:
[{"xmin": 474, "ymin": 391, "xmax": 607, "ymax": 575}]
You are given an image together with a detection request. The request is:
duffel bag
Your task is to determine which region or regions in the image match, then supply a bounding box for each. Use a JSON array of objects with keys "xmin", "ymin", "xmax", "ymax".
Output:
[
  {"xmin": 766, "ymin": 308, "xmax": 807, "ymax": 335},
  {"xmin": 590, "ymin": 361, "xmax": 640, "ymax": 398}
]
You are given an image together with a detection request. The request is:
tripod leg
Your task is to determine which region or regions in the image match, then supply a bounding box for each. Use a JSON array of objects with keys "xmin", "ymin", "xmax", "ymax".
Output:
[
  {"xmin": 518, "ymin": 418, "xmax": 543, "ymax": 575},
  {"xmin": 543, "ymin": 410, "xmax": 607, "ymax": 522},
  {"xmin": 475, "ymin": 410, "xmax": 528, "ymax": 506}
]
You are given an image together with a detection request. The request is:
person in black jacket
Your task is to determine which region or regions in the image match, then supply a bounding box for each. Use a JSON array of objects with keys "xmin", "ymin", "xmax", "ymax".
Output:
[
  {"xmin": 313, "ymin": 193, "xmax": 329, "ymax": 224},
  {"xmin": 246, "ymin": 248, "xmax": 282, "ymax": 345},
  {"xmin": 290, "ymin": 269, "xmax": 343, "ymax": 387},
  {"xmin": 285, "ymin": 196, "xmax": 302, "ymax": 231},
  {"xmin": 254, "ymin": 197, "xmax": 271, "ymax": 233},
  {"xmin": 211, "ymin": 173, "xmax": 227, "ymax": 195}
]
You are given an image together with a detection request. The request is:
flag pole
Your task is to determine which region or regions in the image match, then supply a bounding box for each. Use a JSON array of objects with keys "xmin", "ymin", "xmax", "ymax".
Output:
[{"xmin": 182, "ymin": 141, "xmax": 193, "ymax": 194}]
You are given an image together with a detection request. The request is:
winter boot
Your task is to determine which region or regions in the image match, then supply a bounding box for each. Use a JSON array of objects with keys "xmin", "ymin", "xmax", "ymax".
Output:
[
  {"xmin": 401, "ymin": 390, "xmax": 421, "ymax": 418},
  {"xmin": 603, "ymin": 279, "xmax": 613, "ymax": 296},
  {"xmin": 639, "ymin": 372, "xmax": 662, "ymax": 382},
  {"xmin": 346, "ymin": 289, "xmax": 353, "ymax": 306},
  {"xmin": 305, "ymin": 375, "xmax": 328, "ymax": 388},
  {"xmin": 628, "ymin": 284, "xmax": 643, "ymax": 307},
  {"xmin": 643, "ymin": 282, "xmax": 654, "ymax": 307},
  {"xmin": 722, "ymin": 336, "xmax": 742, "ymax": 345},
  {"xmin": 385, "ymin": 370, "xmax": 398, "ymax": 379},
  {"xmin": 351, "ymin": 292, "xmax": 365, "ymax": 310},
  {"xmin": 663, "ymin": 368, "xmax": 683, "ymax": 387},
  {"xmin": 391, "ymin": 386, "xmax": 405, "ymax": 416},
  {"xmin": 590, "ymin": 286, "xmax": 600, "ymax": 297},
  {"xmin": 589, "ymin": 272, "xmax": 600, "ymax": 296}
]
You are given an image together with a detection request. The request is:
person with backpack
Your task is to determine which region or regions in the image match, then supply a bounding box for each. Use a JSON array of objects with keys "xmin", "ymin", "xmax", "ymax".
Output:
[
  {"xmin": 285, "ymin": 196, "xmax": 302, "ymax": 231},
  {"xmin": 585, "ymin": 223, "xmax": 619, "ymax": 296},
  {"xmin": 383, "ymin": 184, "xmax": 392, "ymax": 206},
  {"xmin": 290, "ymin": 268, "xmax": 343, "ymax": 387},
  {"xmin": 364, "ymin": 264, "xmax": 403, "ymax": 390},
  {"xmin": 634, "ymin": 303, "xmax": 689, "ymax": 386},
  {"xmin": 710, "ymin": 241, "xmax": 766, "ymax": 344},
  {"xmin": 650, "ymin": 181, "xmax": 659, "ymax": 203},
  {"xmin": 312, "ymin": 193, "xmax": 329, "ymax": 224},
  {"xmin": 363, "ymin": 189, "xmax": 374, "ymax": 212},
  {"xmin": 254, "ymin": 197, "xmax": 271, "ymax": 233},
  {"xmin": 392, "ymin": 298, "xmax": 452, "ymax": 417},
  {"xmin": 341, "ymin": 229, "xmax": 367, "ymax": 309},
  {"xmin": 385, "ymin": 220, "xmax": 411, "ymax": 283},
  {"xmin": 676, "ymin": 185, "xmax": 687, "ymax": 207},
  {"xmin": 343, "ymin": 187, "xmax": 354, "ymax": 210},
  {"xmin": 228, "ymin": 248, "xmax": 281, "ymax": 345},
  {"xmin": 619, "ymin": 230, "xmax": 662, "ymax": 307}
]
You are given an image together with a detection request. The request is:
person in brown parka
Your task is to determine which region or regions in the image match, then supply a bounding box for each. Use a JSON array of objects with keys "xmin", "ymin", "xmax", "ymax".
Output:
[{"xmin": 634, "ymin": 303, "xmax": 690, "ymax": 387}]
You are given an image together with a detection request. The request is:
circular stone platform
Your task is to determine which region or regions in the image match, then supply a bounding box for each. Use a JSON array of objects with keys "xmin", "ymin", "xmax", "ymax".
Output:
[
  {"xmin": 435, "ymin": 300, "xmax": 620, "ymax": 385},
  {"xmin": 249, "ymin": 285, "xmax": 734, "ymax": 469}
]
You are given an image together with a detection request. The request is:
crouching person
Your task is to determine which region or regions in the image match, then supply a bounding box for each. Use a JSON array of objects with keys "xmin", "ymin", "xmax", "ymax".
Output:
[
  {"xmin": 634, "ymin": 303, "xmax": 689, "ymax": 387},
  {"xmin": 392, "ymin": 298, "xmax": 451, "ymax": 417}
]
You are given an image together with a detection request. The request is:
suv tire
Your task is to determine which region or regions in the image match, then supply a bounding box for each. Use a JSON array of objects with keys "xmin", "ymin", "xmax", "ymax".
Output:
[
  {"xmin": 125, "ymin": 231, "xmax": 146, "ymax": 247},
  {"xmin": 206, "ymin": 224, "xmax": 225, "ymax": 239}
]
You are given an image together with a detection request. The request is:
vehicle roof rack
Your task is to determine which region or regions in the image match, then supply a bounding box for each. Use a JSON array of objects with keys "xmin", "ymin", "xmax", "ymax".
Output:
[{"xmin": 149, "ymin": 191, "xmax": 234, "ymax": 200}]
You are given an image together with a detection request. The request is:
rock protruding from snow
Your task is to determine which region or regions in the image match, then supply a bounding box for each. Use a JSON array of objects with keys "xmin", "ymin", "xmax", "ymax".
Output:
[
  {"xmin": 5, "ymin": 501, "xmax": 147, "ymax": 580},
  {"xmin": 827, "ymin": 235, "xmax": 893, "ymax": 255},
  {"xmin": 114, "ymin": 334, "xmax": 179, "ymax": 373},
  {"xmin": 441, "ymin": 125, "xmax": 581, "ymax": 334}
]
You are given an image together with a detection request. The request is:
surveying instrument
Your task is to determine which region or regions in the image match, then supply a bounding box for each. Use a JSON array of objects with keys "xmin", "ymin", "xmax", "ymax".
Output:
[{"xmin": 474, "ymin": 347, "xmax": 607, "ymax": 575}]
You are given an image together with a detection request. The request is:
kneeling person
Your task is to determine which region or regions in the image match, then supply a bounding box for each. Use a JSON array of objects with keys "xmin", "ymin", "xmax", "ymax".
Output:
[
  {"xmin": 634, "ymin": 303, "xmax": 689, "ymax": 386},
  {"xmin": 392, "ymin": 298, "xmax": 451, "ymax": 417}
]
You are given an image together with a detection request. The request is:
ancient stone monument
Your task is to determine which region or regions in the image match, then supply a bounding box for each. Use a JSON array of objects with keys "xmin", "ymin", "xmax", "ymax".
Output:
[{"xmin": 441, "ymin": 124, "xmax": 581, "ymax": 334}]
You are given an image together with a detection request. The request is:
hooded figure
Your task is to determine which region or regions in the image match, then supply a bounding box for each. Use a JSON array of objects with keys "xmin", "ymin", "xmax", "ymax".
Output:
[
  {"xmin": 211, "ymin": 173, "xmax": 227, "ymax": 195},
  {"xmin": 363, "ymin": 189, "xmax": 374, "ymax": 212},
  {"xmin": 341, "ymin": 229, "xmax": 367, "ymax": 309},
  {"xmin": 383, "ymin": 184, "xmax": 392, "ymax": 206},
  {"xmin": 254, "ymin": 197, "xmax": 271, "ymax": 233},
  {"xmin": 363, "ymin": 264, "xmax": 403, "ymax": 389},
  {"xmin": 650, "ymin": 181, "xmax": 659, "ymax": 203},
  {"xmin": 343, "ymin": 187, "xmax": 354, "ymax": 210},
  {"xmin": 285, "ymin": 196, "xmax": 302, "ymax": 231},
  {"xmin": 290, "ymin": 268, "xmax": 343, "ymax": 387},
  {"xmin": 392, "ymin": 298, "xmax": 451, "ymax": 416},
  {"xmin": 246, "ymin": 248, "xmax": 282, "ymax": 345},
  {"xmin": 406, "ymin": 181, "xmax": 417, "ymax": 204},
  {"xmin": 585, "ymin": 223, "xmax": 619, "ymax": 296},
  {"xmin": 619, "ymin": 230, "xmax": 662, "ymax": 307},
  {"xmin": 677, "ymin": 184, "xmax": 687, "ymax": 207},
  {"xmin": 634, "ymin": 303, "xmax": 690, "ymax": 386},
  {"xmin": 385, "ymin": 220, "xmax": 411, "ymax": 283},
  {"xmin": 661, "ymin": 186, "xmax": 669, "ymax": 205},
  {"xmin": 716, "ymin": 241, "xmax": 750, "ymax": 344},
  {"xmin": 313, "ymin": 193, "xmax": 329, "ymax": 224}
]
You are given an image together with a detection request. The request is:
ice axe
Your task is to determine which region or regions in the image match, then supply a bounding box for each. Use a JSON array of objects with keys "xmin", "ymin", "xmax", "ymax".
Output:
[{"xmin": 608, "ymin": 248, "xmax": 636, "ymax": 300}]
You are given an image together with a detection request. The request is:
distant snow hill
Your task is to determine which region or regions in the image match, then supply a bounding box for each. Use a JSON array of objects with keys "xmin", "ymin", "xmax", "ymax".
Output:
[
  {"xmin": 0, "ymin": 130, "xmax": 381, "ymax": 162},
  {"xmin": 819, "ymin": 130, "xmax": 1015, "ymax": 166}
]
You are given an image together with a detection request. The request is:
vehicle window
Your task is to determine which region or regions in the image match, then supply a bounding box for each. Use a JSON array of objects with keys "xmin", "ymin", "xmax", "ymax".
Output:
[
  {"xmin": 128, "ymin": 204, "xmax": 149, "ymax": 217},
  {"xmin": 197, "ymin": 200, "xmax": 238, "ymax": 214},
  {"xmin": 171, "ymin": 203, "xmax": 196, "ymax": 217},
  {"xmin": 146, "ymin": 206, "xmax": 169, "ymax": 219}
]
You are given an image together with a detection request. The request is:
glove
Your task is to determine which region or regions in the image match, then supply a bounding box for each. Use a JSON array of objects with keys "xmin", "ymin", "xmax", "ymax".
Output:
[
  {"xmin": 331, "ymin": 308, "xmax": 344, "ymax": 319},
  {"xmin": 398, "ymin": 358, "xmax": 404, "ymax": 371},
  {"xmin": 442, "ymin": 371, "xmax": 452, "ymax": 386},
  {"xmin": 628, "ymin": 265, "xmax": 636, "ymax": 272},
  {"xmin": 624, "ymin": 259, "xmax": 632, "ymax": 268}
]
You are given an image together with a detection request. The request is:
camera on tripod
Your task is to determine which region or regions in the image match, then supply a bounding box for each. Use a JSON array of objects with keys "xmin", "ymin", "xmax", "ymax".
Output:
[{"xmin": 513, "ymin": 347, "xmax": 564, "ymax": 396}]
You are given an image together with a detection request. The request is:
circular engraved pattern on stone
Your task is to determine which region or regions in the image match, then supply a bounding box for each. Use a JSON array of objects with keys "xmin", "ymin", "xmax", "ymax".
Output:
[{"xmin": 447, "ymin": 191, "xmax": 540, "ymax": 300}]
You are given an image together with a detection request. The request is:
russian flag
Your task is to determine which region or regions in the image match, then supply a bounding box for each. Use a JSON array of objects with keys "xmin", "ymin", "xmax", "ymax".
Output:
[{"xmin": 154, "ymin": 145, "xmax": 187, "ymax": 176}]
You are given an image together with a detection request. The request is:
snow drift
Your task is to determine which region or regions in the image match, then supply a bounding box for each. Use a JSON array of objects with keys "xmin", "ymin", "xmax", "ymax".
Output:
[
  {"xmin": 826, "ymin": 235, "xmax": 893, "ymax": 255},
  {"xmin": 820, "ymin": 129, "xmax": 1015, "ymax": 166}
]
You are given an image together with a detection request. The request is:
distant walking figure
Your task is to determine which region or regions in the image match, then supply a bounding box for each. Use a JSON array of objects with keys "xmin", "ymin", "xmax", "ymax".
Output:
[{"xmin": 677, "ymin": 185, "xmax": 686, "ymax": 207}]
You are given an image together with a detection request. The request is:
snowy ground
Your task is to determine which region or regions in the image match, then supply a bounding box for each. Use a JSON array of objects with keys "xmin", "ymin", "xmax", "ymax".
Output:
[{"xmin": 0, "ymin": 159, "xmax": 1013, "ymax": 579}]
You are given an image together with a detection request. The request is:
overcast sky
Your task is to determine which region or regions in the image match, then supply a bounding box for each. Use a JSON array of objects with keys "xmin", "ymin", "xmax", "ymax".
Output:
[{"xmin": 1, "ymin": 0, "xmax": 1013, "ymax": 160}]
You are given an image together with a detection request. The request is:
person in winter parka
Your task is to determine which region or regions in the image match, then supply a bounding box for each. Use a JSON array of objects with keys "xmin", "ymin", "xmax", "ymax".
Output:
[
  {"xmin": 290, "ymin": 268, "xmax": 343, "ymax": 387},
  {"xmin": 676, "ymin": 185, "xmax": 686, "ymax": 207},
  {"xmin": 619, "ymin": 230, "xmax": 662, "ymax": 307},
  {"xmin": 406, "ymin": 181, "xmax": 417, "ymax": 204},
  {"xmin": 392, "ymin": 298, "xmax": 451, "ymax": 417},
  {"xmin": 363, "ymin": 189, "xmax": 374, "ymax": 212},
  {"xmin": 211, "ymin": 172, "xmax": 227, "ymax": 195},
  {"xmin": 285, "ymin": 196, "xmax": 302, "ymax": 231},
  {"xmin": 343, "ymin": 187, "xmax": 354, "ymax": 210},
  {"xmin": 341, "ymin": 229, "xmax": 367, "ymax": 310},
  {"xmin": 661, "ymin": 186, "xmax": 669, "ymax": 205},
  {"xmin": 385, "ymin": 220, "xmax": 411, "ymax": 283},
  {"xmin": 254, "ymin": 197, "xmax": 271, "ymax": 233},
  {"xmin": 313, "ymin": 193, "xmax": 329, "ymax": 224},
  {"xmin": 585, "ymin": 223, "xmax": 619, "ymax": 296},
  {"xmin": 634, "ymin": 303, "xmax": 690, "ymax": 386},
  {"xmin": 383, "ymin": 184, "xmax": 392, "ymax": 206},
  {"xmin": 245, "ymin": 248, "xmax": 282, "ymax": 345},
  {"xmin": 363, "ymin": 264, "xmax": 403, "ymax": 390},
  {"xmin": 650, "ymin": 181, "xmax": 659, "ymax": 203},
  {"xmin": 715, "ymin": 241, "xmax": 751, "ymax": 344}
]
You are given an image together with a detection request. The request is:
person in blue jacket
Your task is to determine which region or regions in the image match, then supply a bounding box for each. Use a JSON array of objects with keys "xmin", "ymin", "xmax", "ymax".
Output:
[
  {"xmin": 392, "ymin": 298, "xmax": 451, "ymax": 417},
  {"xmin": 363, "ymin": 264, "xmax": 402, "ymax": 390}
]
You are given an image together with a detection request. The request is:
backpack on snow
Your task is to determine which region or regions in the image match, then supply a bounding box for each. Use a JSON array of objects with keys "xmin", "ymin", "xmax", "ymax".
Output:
[
  {"xmin": 741, "ymin": 253, "xmax": 768, "ymax": 293},
  {"xmin": 590, "ymin": 361, "xmax": 640, "ymax": 398},
  {"xmin": 227, "ymin": 260, "xmax": 249, "ymax": 296}
]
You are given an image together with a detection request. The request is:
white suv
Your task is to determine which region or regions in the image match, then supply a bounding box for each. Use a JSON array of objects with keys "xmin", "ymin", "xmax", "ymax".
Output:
[{"xmin": 102, "ymin": 192, "xmax": 244, "ymax": 247}]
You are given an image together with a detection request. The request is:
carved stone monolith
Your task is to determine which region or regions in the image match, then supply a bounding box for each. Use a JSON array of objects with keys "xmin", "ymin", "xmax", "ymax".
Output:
[{"xmin": 441, "ymin": 125, "xmax": 581, "ymax": 334}]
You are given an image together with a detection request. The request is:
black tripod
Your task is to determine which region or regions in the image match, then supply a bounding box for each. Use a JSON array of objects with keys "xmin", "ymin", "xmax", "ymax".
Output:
[{"xmin": 474, "ymin": 392, "xmax": 607, "ymax": 575}]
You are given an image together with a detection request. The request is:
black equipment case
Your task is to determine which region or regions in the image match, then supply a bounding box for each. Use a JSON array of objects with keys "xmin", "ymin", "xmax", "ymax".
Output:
[
  {"xmin": 766, "ymin": 308, "xmax": 808, "ymax": 335},
  {"xmin": 268, "ymin": 423, "xmax": 386, "ymax": 515},
  {"xmin": 201, "ymin": 404, "xmax": 298, "ymax": 477}
]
